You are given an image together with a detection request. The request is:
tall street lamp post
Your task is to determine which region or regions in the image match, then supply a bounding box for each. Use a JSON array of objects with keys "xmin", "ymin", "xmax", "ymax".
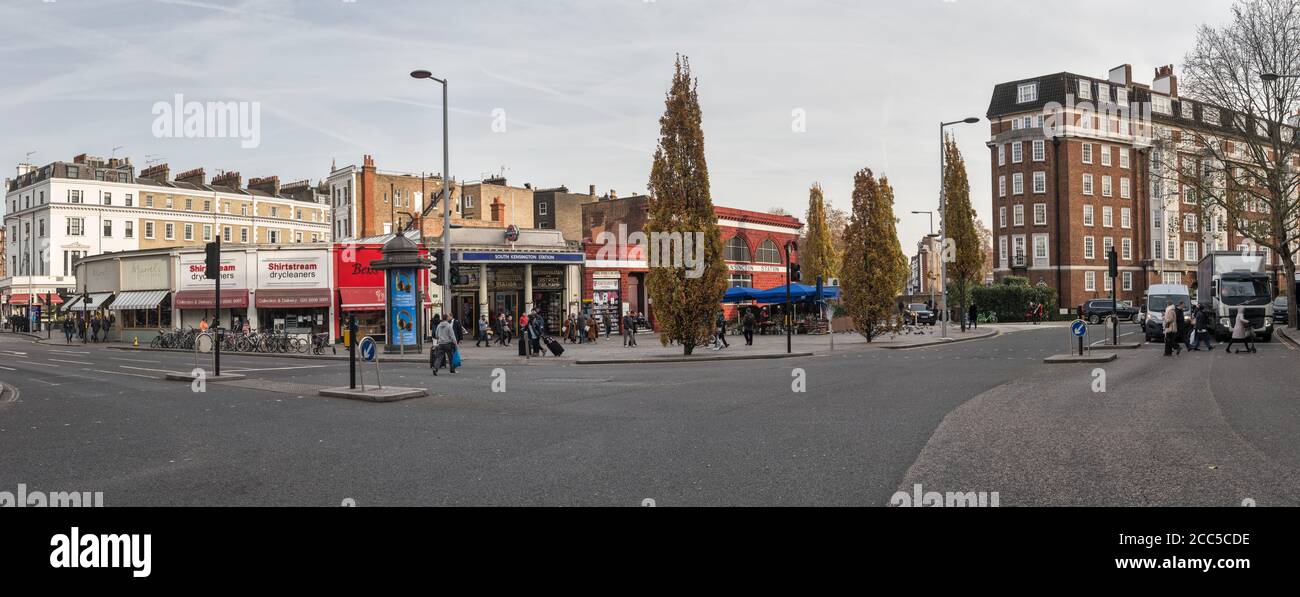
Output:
[
  {"xmin": 410, "ymin": 69, "xmax": 452, "ymax": 316},
  {"xmin": 938, "ymin": 117, "xmax": 981, "ymax": 338}
]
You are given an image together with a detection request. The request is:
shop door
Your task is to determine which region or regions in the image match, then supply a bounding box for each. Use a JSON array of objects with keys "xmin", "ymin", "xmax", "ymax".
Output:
[{"xmin": 494, "ymin": 292, "xmax": 519, "ymax": 320}]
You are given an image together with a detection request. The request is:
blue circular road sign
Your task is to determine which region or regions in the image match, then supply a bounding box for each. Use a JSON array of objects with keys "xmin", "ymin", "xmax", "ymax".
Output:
[
  {"xmin": 1071, "ymin": 320, "xmax": 1087, "ymax": 337},
  {"xmin": 359, "ymin": 336, "xmax": 377, "ymax": 362}
]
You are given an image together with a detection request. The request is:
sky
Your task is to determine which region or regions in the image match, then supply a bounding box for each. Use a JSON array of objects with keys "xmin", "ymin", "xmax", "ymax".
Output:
[{"xmin": 0, "ymin": 0, "xmax": 1236, "ymax": 251}]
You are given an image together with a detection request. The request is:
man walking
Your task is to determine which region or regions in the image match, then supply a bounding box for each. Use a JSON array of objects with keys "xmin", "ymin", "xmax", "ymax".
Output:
[
  {"xmin": 432, "ymin": 314, "xmax": 458, "ymax": 375},
  {"xmin": 742, "ymin": 308, "xmax": 756, "ymax": 346},
  {"xmin": 1163, "ymin": 301, "xmax": 1181, "ymax": 356},
  {"xmin": 62, "ymin": 317, "xmax": 74, "ymax": 344},
  {"xmin": 476, "ymin": 314, "xmax": 489, "ymax": 347},
  {"xmin": 968, "ymin": 302, "xmax": 978, "ymax": 330},
  {"xmin": 622, "ymin": 311, "xmax": 637, "ymax": 347},
  {"xmin": 1189, "ymin": 304, "xmax": 1215, "ymax": 351},
  {"xmin": 715, "ymin": 311, "xmax": 730, "ymax": 349}
]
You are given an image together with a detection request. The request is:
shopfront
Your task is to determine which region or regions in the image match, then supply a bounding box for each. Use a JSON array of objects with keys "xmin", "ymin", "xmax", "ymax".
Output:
[
  {"xmin": 174, "ymin": 250, "xmax": 249, "ymax": 330},
  {"xmin": 109, "ymin": 254, "xmax": 173, "ymax": 342},
  {"xmin": 255, "ymin": 249, "xmax": 331, "ymax": 334},
  {"xmin": 451, "ymin": 247, "xmax": 583, "ymax": 335},
  {"xmin": 333, "ymin": 235, "xmax": 430, "ymax": 342}
]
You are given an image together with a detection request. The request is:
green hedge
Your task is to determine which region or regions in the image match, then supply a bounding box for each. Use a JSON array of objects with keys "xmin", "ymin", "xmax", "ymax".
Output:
[{"xmin": 970, "ymin": 280, "xmax": 1058, "ymax": 322}]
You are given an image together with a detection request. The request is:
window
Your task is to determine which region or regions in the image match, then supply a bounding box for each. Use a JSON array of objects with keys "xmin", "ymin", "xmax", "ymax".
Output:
[
  {"xmin": 1184, "ymin": 213, "xmax": 1197, "ymax": 232},
  {"xmin": 144, "ymin": 221, "xmax": 155, "ymax": 239},
  {"xmin": 1154, "ymin": 239, "xmax": 1163, "ymax": 259},
  {"xmin": 103, "ymin": 192, "xmax": 112, "ymax": 205},
  {"xmin": 269, "ymin": 230, "xmax": 281, "ymax": 244},
  {"xmin": 1120, "ymin": 178, "xmax": 1130, "ymax": 199},
  {"xmin": 1104, "ymin": 273, "xmax": 1113, "ymax": 292},
  {"xmin": 1032, "ymin": 140, "xmax": 1045, "ymax": 162},
  {"xmin": 203, "ymin": 224, "xmax": 213, "ymax": 241},
  {"xmin": 1168, "ymin": 240, "xmax": 1178, "ymax": 261},
  {"xmin": 68, "ymin": 189, "xmax": 83, "ymax": 203},
  {"xmin": 724, "ymin": 236, "xmax": 752, "ymax": 261},
  {"xmin": 1013, "ymin": 204, "xmax": 1024, "ymax": 226},
  {"xmin": 223, "ymin": 227, "xmax": 232, "ymax": 243},
  {"xmin": 295, "ymin": 232, "xmax": 303, "ymax": 243},
  {"xmin": 1122, "ymin": 238, "xmax": 1132, "ymax": 260},
  {"xmin": 67, "ymin": 218, "xmax": 85, "ymax": 236},
  {"xmin": 125, "ymin": 221, "xmax": 134, "ymax": 239},
  {"xmin": 1204, "ymin": 108, "xmax": 1221, "ymax": 126},
  {"xmin": 1122, "ymin": 271, "xmax": 1133, "ymax": 290},
  {"xmin": 1103, "ymin": 237, "xmax": 1114, "ymax": 259},
  {"xmin": 125, "ymin": 194, "xmax": 133, "ymax": 207},
  {"xmin": 999, "ymin": 175, "xmax": 1006, "ymax": 197},
  {"xmin": 241, "ymin": 205, "xmax": 249, "ymax": 216},
  {"xmin": 165, "ymin": 223, "xmax": 174, "ymax": 240},
  {"xmin": 1120, "ymin": 207, "xmax": 1131, "ymax": 229},
  {"xmin": 146, "ymin": 195, "xmax": 154, "ymax": 208},
  {"xmin": 1098, "ymin": 83, "xmax": 1110, "ymax": 103},
  {"xmin": 1033, "ymin": 203, "xmax": 1047, "ymax": 225},
  {"xmin": 1085, "ymin": 271, "xmax": 1096, "ymax": 291},
  {"xmin": 1119, "ymin": 149, "xmax": 1129, "ymax": 169},
  {"xmin": 241, "ymin": 228, "xmax": 249, "ymax": 243},
  {"xmin": 1102, "ymin": 206, "xmax": 1113, "ymax": 227},
  {"xmin": 103, "ymin": 220, "xmax": 112, "ymax": 237},
  {"xmin": 1013, "ymin": 235, "xmax": 1026, "ymax": 259},
  {"xmin": 999, "ymin": 206, "xmax": 1007, "ymax": 228},
  {"xmin": 1083, "ymin": 205, "xmax": 1095, "ymax": 226},
  {"xmin": 204, "ymin": 201, "xmax": 211, "ymax": 212},
  {"xmin": 1011, "ymin": 142, "xmax": 1023, "ymax": 163},
  {"xmin": 166, "ymin": 197, "xmax": 173, "ymax": 209},
  {"xmin": 1153, "ymin": 95, "xmax": 1172, "ymax": 115},
  {"xmin": 66, "ymin": 165, "xmax": 80, "ymax": 178},
  {"xmin": 1032, "ymin": 171, "xmax": 1046, "ymax": 194},
  {"xmin": 998, "ymin": 144, "xmax": 1005, "ymax": 166},
  {"xmin": 182, "ymin": 224, "xmax": 192, "ymax": 241},
  {"xmin": 1012, "ymin": 173, "xmax": 1024, "ymax": 195},
  {"xmin": 1102, "ymin": 176, "xmax": 1113, "ymax": 197},
  {"xmin": 1077, "ymin": 79, "xmax": 1091, "ymax": 100},
  {"xmin": 1100, "ymin": 145, "xmax": 1112, "ymax": 167},
  {"xmin": 999, "ymin": 236, "xmax": 1008, "ymax": 267},
  {"xmin": 1082, "ymin": 174, "xmax": 1094, "ymax": 195},
  {"xmin": 1033, "ymin": 235, "xmax": 1048, "ymax": 261},
  {"xmin": 1084, "ymin": 236, "xmax": 1095, "ymax": 259},
  {"xmin": 1184, "ymin": 241, "xmax": 1198, "ymax": 262},
  {"xmin": 271, "ymin": 206, "xmax": 279, "ymax": 218},
  {"xmin": 1081, "ymin": 143, "xmax": 1093, "ymax": 164},
  {"xmin": 538, "ymin": 202, "xmax": 549, "ymax": 216},
  {"xmin": 1017, "ymin": 82, "xmax": 1038, "ymax": 103},
  {"xmin": 756, "ymin": 240, "xmax": 782, "ymax": 263},
  {"xmin": 1180, "ymin": 101, "xmax": 1195, "ymax": 120},
  {"xmin": 1116, "ymin": 88, "xmax": 1128, "ymax": 106}
]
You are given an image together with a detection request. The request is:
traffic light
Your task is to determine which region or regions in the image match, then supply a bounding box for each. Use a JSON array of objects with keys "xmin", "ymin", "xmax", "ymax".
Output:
[
  {"xmin": 204, "ymin": 241, "xmax": 221, "ymax": 280},
  {"xmin": 430, "ymin": 249, "xmax": 445, "ymax": 286},
  {"xmin": 789, "ymin": 263, "xmax": 802, "ymax": 283},
  {"xmin": 1107, "ymin": 247, "xmax": 1118, "ymax": 279},
  {"xmin": 450, "ymin": 265, "xmax": 469, "ymax": 286}
]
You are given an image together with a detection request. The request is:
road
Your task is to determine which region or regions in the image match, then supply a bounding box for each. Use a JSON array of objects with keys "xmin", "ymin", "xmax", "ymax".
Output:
[{"xmin": 0, "ymin": 322, "xmax": 1296, "ymax": 506}]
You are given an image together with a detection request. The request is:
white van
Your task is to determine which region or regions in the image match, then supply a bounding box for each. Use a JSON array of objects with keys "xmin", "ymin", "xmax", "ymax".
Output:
[{"xmin": 1141, "ymin": 283, "xmax": 1192, "ymax": 342}]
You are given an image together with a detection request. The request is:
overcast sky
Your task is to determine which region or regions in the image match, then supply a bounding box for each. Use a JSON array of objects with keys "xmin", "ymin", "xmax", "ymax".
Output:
[{"xmin": 0, "ymin": 0, "xmax": 1235, "ymax": 250}]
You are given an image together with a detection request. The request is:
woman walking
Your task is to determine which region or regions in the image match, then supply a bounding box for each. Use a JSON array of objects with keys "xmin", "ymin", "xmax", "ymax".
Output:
[{"xmin": 1224, "ymin": 308, "xmax": 1256, "ymax": 354}]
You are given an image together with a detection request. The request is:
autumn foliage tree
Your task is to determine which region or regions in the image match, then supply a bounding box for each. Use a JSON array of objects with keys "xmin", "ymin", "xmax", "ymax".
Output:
[
  {"xmin": 645, "ymin": 55, "xmax": 726, "ymax": 354},
  {"xmin": 801, "ymin": 183, "xmax": 840, "ymax": 282},
  {"xmin": 942, "ymin": 137, "xmax": 984, "ymax": 330},
  {"xmin": 840, "ymin": 169, "xmax": 909, "ymax": 341}
]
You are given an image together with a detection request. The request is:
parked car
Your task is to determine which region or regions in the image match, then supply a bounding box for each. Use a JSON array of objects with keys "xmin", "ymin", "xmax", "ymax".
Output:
[
  {"xmin": 1081, "ymin": 298, "xmax": 1139, "ymax": 325},
  {"xmin": 1273, "ymin": 296, "xmax": 1289, "ymax": 326},
  {"xmin": 906, "ymin": 303, "xmax": 936, "ymax": 325}
]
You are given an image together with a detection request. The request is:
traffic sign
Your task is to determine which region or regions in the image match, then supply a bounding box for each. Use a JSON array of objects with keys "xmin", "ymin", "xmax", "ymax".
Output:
[
  {"xmin": 1071, "ymin": 319, "xmax": 1087, "ymax": 337},
  {"xmin": 359, "ymin": 336, "xmax": 377, "ymax": 362}
]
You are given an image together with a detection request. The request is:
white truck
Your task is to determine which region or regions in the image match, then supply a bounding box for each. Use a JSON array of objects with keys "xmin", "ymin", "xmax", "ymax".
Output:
[{"xmin": 1196, "ymin": 251, "xmax": 1274, "ymax": 341}]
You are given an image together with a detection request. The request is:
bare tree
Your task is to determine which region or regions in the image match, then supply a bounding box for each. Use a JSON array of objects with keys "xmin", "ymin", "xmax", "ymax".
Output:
[{"xmin": 1156, "ymin": 0, "xmax": 1300, "ymax": 329}]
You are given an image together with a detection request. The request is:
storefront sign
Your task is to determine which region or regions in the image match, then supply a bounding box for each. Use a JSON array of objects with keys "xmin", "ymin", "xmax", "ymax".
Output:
[
  {"xmin": 727, "ymin": 264, "xmax": 787, "ymax": 273},
  {"xmin": 388, "ymin": 268, "xmax": 418, "ymax": 346},
  {"xmin": 258, "ymin": 250, "xmax": 328, "ymax": 289},
  {"xmin": 534, "ymin": 273, "xmax": 564, "ymax": 289},
  {"xmin": 122, "ymin": 257, "xmax": 171, "ymax": 291},
  {"xmin": 593, "ymin": 279, "xmax": 619, "ymax": 290},
  {"xmin": 456, "ymin": 251, "xmax": 584, "ymax": 264},
  {"xmin": 592, "ymin": 270, "xmax": 622, "ymax": 279},
  {"xmin": 179, "ymin": 253, "xmax": 245, "ymax": 290}
]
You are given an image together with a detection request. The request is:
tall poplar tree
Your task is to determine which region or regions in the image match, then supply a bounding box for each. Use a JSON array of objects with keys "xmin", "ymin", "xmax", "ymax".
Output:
[
  {"xmin": 645, "ymin": 55, "xmax": 726, "ymax": 355},
  {"xmin": 841, "ymin": 169, "xmax": 908, "ymax": 341},
  {"xmin": 942, "ymin": 137, "xmax": 983, "ymax": 331},
  {"xmin": 801, "ymin": 183, "xmax": 840, "ymax": 282}
]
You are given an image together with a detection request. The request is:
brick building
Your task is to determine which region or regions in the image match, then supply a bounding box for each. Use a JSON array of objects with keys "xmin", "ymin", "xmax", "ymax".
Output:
[
  {"xmin": 987, "ymin": 63, "xmax": 1278, "ymax": 313},
  {"xmin": 533, "ymin": 184, "xmax": 599, "ymax": 242}
]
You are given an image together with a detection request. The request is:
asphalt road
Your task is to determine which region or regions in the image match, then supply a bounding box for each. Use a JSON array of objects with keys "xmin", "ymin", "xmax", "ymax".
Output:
[{"xmin": 0, "ymin": 322, "xmax": 1296, "ymax": 506}]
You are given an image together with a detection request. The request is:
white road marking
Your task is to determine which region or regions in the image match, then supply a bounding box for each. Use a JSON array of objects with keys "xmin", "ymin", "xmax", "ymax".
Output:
[
  {"xmin": 119, "ymin": 365, "xmax": 176, "ymax": 373},
  {"xmin": 109, "ymin": 357, "xmax": 156, "ymax": 363},
  {"xmin": 91, "ymin": 369, "xmax": 159, "ymax": 380},
  {"xmin": 224, "ymin": 365, "xmax": 331, "ymax": 372},
  {"xmin": 48, "ymin": 358, "xmax": 94, "ymax": 365},
  {"xmin": 33, "ymin": 379, "xmax": 61, "ymax": 386},
  {"xmin": 0, "ymin": 365, "xmax": 15, "ymax": 371},
  {"xmin": 49, "ymin": 350, "xmax": 91, "ymax": 355},
  {"xmin": 24, "ymin": 362, "xmax": 59, "ymax": 367}
]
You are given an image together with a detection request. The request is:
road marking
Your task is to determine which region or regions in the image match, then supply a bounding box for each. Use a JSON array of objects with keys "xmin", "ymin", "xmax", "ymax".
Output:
[
  {"xmin": 24, "ymin": 362, "xmax": 58, "ymax": 367},
  {"xmin": 0, "ymin": 365, "xmax": 15, "ymax": 371},
  {"xmin": 224, "ymin": 365, "xmax": 331, "ymax": 372},
  {"xmin": 33, "ymin": 379, "xmax": 61, "ymax": 386},
  {"xmin": 48, "ymin": 358, "xmax": 94, "ymax": 365},
  {"xmin": 91, "ymin": 369, "xmax": 160, "ymax": 380},
  {"xmin": 49, "ymin": 350, "xmax": 91, "ymax": 355},
  {"xmin": 109, "ymin": 357, "xmax": 156, "ymax": 363},
  {"xmin": 119, "ymin": 365, "xmax": 176, "ymax": 373}
]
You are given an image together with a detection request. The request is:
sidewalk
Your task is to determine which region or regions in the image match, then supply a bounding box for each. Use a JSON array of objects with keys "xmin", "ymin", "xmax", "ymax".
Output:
[{"xmin": 43, "ymin": 324, "xmax": 1000, "ymax": 365}]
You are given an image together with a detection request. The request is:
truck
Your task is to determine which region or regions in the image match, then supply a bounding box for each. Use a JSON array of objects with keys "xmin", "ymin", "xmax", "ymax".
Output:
[{"xmin": 1196, "ymin": 251, "xmax": 1274, "ymax": 341}]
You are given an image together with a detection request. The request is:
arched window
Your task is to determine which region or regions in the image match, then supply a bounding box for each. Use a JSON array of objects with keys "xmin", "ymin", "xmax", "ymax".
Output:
[
  {"xmin": 756, "ymin": 239, "xmax": 782, "ymax": 263},
  {"xmin": 724, "ymin": 236, "xmax": 751, "ymax": 261}
]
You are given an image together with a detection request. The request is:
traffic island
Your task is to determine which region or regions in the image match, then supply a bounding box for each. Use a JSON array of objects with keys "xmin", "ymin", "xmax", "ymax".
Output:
[
  {"xmin": 163, "ymin": 372, "xmax": 247, "ymax": 382},
  {"xmin": 1088, "ymin": 342, "xmax": 1144, "ymax": 350},
  {"xmin": 1043, "ymin": 352, "xmax": 1118, "ymax": 364},
  {"xmin": 318, "ymin": 386, "xmax": 428, "ymax": 402}
]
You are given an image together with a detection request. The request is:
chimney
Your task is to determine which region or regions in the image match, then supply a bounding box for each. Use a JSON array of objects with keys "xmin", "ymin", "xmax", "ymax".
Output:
[
  {"xmin": 589, "ymin": 184, "xmax": 596, "ymax": 196},
  {"xmin": 248, "ymin": 175, "xmax": 281, "ymax": 195},
  {"xmin": 1154, "ymin": 65, "xmax": 1178, "ymax": 97},
  {"xmin": 175, "ymin": 167, "xmax": 206, "ymax": 186},
  {"xmin": 490, "ymin": 197, "xmax": 505, "ymax": 222},
  {"xmin": 363, "ymin": 154, "xmax": 376, "ymax": 169},
  {"xmin": 211, "ymin": 170, "xmax": 242, "ymax": 189},
  {"xmin": 139, "ymin": 163, "xmax": 171, "ymax": 183},
  {"xmin": 608, "ymin": 189, "xmax": 617, "ymax": 200},
  {"xmin": 1108, "ymin": 64, "xmax": 1132, "ymax": 86},
  {"xmin": 524, "ymin": 182, "xmax": 532, "ymax": 190},
  {"xmin": 73, "ymin": 154, "xmax": 88, "ymax": 164}
]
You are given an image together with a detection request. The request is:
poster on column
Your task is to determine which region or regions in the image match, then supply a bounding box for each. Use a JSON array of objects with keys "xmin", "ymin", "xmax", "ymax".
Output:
[{"xmin": 388, "ymin": 268, "xmax": 418, "ymax": 346}]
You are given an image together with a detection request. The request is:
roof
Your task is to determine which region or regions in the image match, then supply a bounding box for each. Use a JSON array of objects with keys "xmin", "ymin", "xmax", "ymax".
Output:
[
  {"xmin": 714, "ymin": 206, "xmax": 803, "ymax": 230},
  {"xmin": 133, "ymin": 176, "xmax": 319, "ymax": 203}
]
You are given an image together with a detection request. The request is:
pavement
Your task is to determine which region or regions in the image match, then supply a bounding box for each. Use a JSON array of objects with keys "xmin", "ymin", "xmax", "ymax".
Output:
[{"xmin": 2, "ymin": 319, "xmax": 1297, "ymax": 506}]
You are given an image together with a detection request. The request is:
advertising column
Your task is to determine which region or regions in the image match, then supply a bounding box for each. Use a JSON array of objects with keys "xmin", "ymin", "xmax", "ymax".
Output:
[{"xmin": 388, "ymin": 268, "xmax": 418, "ymax": 351}]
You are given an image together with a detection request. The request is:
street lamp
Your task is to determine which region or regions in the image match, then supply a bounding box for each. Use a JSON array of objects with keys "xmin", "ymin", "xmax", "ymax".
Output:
[
  {"xmin": 911, "ymin": 210, "xmax": 937, "ymax": 311},
  {"xmin": 938, "ymin": 117, "xmax": 981, "ymax": 337},
  {"xmin": 410, "ymin": 69, "xmax": 452, "ymax": 316}
]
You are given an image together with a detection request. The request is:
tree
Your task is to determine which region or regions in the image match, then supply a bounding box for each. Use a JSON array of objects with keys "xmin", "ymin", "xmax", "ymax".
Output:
[
  {"xmin": 942, "ymin": 136, "xmax": 984, "ymax": 331},
  {"xmin": 1152, "ymin": 0, "xmax": 1300, "ymax": 329},
  {"xmin": 800, "ymin": 183, "xmax": 840, "ymax": 282},
  {"xmin": 645, "ymin": 55, "xmax": 727, "ymax": 354},
  {"xmin": 975, "ymin": 218, "xmax": 994, "ymax": 285},
  {"xmin": 840, "ymin": 169, "xmax": 908, "ymax": 341}
]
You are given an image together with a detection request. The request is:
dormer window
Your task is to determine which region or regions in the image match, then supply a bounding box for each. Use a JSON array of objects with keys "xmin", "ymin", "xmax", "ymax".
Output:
[{"xmin": 1017, "ymin": 82, "xmax": 1038, "ymax": 104}]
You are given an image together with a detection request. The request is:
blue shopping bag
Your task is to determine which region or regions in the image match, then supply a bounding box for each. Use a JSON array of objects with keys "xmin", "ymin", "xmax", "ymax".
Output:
[{"xmin": 451, "ymin": 348, "xmax": 462, "ymax": 368}]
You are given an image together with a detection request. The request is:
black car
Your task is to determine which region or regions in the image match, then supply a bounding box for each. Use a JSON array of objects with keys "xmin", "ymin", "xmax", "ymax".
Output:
[
  {"xmin": 906, "ymin": 303, "xmax": 936, "ymax": 325},
  {"xmin": 1273, "ymin": 296, "xmax": 1289, "ymax": 326},
  {"xmin": 1081, "ymin": 298, "xmax": 1139, "ymax": 324}
]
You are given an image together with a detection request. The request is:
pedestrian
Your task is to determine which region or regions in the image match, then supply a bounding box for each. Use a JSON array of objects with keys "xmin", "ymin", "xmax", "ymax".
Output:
[
  {"xmin": 1175, "ymin": 301, "xmax": 1190, "ymax": 351},
  {"xmin": 715, "ymin": 311, "xmax": 730, "ymax": 348},
  {"xmin": 76, "ymin": 316, "xmax": 86, "ymax": 340},
  {"xmin": 1189, "ymin": 304, "xmax": 1213, "ymax": 351},
  {"xmin": 968, "ymin": 302, "xmax": 978, "ymax": 330},
  {"xmin": 577, "ymin": 310, "xmax": 588, "ymax": 344},
  {"xmin": 62, "ymin": 317, "xmax": 74, "ymax": 344},
  {"xmin": 104, "ymin": 313, "xmax": 115, "ymax": 342},
  {"xmin": 432, "ymin": 314, "xmax": 458, "ymax": 375},
  {"xmin": 587, "ymin": 313, "xmax": 599, "ymax": 343},
  {"xmin": 90, "ymin": 316, "xmax": 102, "ymax": 343},
  {"xmin": 1162, "ymin": 301, "xmax": 1180, "ymax": 356},
  {"xmin": 622, "ymin": 312, "xmax": 637, "ymax": 347},
  {"xmin": 476, "ymin": 314, "xmax": 489, "ymax": 347},
  {"xmin": 742, "ymin": 308, "xmax": 756, "ymax": 346},
  {"xmin": 1224, "ymin": 307, "xmax": 1256, "ymax": 354},
  {"xmin": 199, "ymin": 317, "xmax": 209, "ymax": 333}
]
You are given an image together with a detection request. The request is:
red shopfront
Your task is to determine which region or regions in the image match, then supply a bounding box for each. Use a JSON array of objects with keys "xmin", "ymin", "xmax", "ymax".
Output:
[{"xmin": 332, "ymin": 241, "xmax": 431, "ymax": 342}]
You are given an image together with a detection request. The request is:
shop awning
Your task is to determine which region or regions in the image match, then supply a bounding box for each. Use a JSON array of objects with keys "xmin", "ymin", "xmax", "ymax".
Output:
[
  {"xmin": 6, "ymin": 293, "xmax": 65, "ymax": 305},
  {"xmin": 339, "ymin": 287, "xmax": 385, "ymax": 310},
  {"xmin": 69, "ymin": 292, "xmax": 115, "ymax": 312},
  {"xmin": 256, "ymin": 288, "xmax": 331, "ymax": 308},
  {"xmin": 174, "ymin": 289, "xmax": 249, "ymax": 309},
  {"xmin": 111, "ymin": 290, "xmax": 170, "ymax": 311}
]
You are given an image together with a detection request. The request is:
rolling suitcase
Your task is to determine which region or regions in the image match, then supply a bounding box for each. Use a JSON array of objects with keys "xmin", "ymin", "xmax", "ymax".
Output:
[{"xmin": 544, "ymin": 336, "xmax": 565, "ymax": 356}]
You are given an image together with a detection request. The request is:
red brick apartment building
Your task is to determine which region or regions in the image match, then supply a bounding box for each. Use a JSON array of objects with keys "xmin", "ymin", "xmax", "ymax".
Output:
[{"xmin": 988, "ymin": 64, "xmax": 1278, "ymax": 313}]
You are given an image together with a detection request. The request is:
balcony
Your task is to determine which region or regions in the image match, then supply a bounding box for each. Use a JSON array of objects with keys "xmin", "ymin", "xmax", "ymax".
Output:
[{"xmin": 1011, "ymin": 254, "xmax": 1028, "ymax": 269}]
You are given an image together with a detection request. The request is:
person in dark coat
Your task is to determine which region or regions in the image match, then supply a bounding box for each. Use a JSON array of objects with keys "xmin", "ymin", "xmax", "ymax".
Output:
[
  {"xmin": 90, "ymin": 317, "xmax": 102, "ymax": 343},
  {"xmin": 968, "ymin": 302, "xmax": 979, "ymax": 330},
  {"xmin": 62, "ymin": 318, "xmax": 74, "ymax": 343},
  {"xmin": 1189, "ymin": 304, "xmax": 1215, "ymax": 351},
  {"xmin": 1174, "ymin": 301, "xmax": 1190, "ymax": 350}
]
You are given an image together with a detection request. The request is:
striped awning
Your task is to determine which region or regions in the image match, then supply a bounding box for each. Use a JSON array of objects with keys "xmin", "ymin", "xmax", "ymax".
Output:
[
  {"xmin": 110, "ymin": 290, "xmax": 170, "ymax": 311},
  {"xmin": 63, "ymin": 295, "xmax": 83, "ymax": 310},
  {"xmin": 70, "ymin": 292, "xmax": 115, "ymax": 312}
]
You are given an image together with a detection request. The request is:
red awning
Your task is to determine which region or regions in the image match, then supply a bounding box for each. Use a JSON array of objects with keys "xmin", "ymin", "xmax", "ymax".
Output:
[
  {"xmin": 6, "ymin": 294, "xmax": 63, "ymax": 304},
  {"xmin": 174, "ymin": 289, "xmax": 249, "ymax": 309},
  {"xmin": 256, "ymin": 288, "xmax": 331, "ymax": 308},
  {"xmin": 339, "ymin": 287, "xmax": 385, "ymax": 310}
]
